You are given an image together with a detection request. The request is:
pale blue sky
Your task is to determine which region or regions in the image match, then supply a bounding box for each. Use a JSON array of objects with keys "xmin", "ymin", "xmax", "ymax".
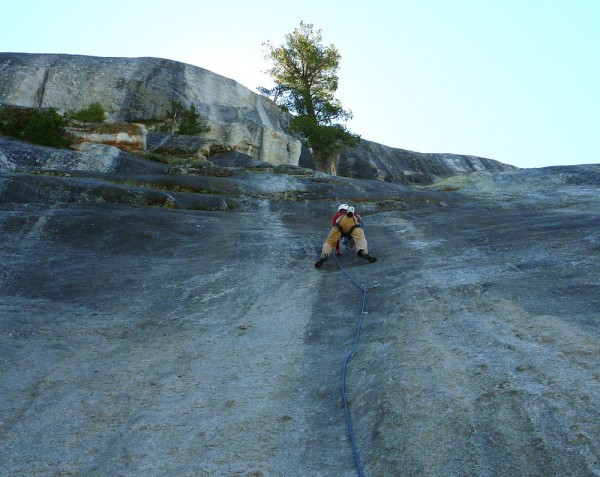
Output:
[{"xmin": 2, "ymin": 0, "xmax": 599, "ymax": 169}]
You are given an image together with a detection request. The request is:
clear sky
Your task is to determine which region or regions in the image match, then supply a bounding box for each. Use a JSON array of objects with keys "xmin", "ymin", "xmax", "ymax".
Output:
[{"xmin": 2, "ymin": 0, "xmax": 599, "ymax": 169}]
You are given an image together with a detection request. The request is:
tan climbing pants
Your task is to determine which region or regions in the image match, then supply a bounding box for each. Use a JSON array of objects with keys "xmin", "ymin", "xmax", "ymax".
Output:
[{"xmin": 321, "ymin": 215, "xmax": 368, "ymax": 257}]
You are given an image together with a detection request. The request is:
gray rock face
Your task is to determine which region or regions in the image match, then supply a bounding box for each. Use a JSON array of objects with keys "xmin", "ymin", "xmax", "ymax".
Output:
[
  {"xmin": 0, "ymin": 136, "xmax": 448, "ymax": 211},
  {"xmin": 0, "ymin": 52, "xmax": 301, "ymax": 166},
  {"xmin": 338, "ymin": 138, "xmax": 516, "ymax": 184},
  {"xmin": 1, "ymin": 134, "xmax": 600, "ymax": 476},
  {"xmin": 0, "ymin": 136, "xmax": 165, "ymax": 175},
  {"xmin": 0, "ymin": 53, "xmax": 282, "ymax": 126},
  {"xmin": 1, "ymin": 52, "xmax": 516, "ymax": 182}
]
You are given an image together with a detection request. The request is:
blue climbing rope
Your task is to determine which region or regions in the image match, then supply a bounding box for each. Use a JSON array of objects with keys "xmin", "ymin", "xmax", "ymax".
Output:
[{"xmin": 332, "ymin": 216, "xmax": 370, "ymax": 477}]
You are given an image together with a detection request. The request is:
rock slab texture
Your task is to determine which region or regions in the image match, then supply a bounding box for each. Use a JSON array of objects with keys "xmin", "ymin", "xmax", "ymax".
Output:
[
  {"xmin": 1, "ymin": 135, "xmax": 600, "ymax": 476},
  {"xmin": 0, "ymin": 52, "xmax": 301, "ymax": 166}
]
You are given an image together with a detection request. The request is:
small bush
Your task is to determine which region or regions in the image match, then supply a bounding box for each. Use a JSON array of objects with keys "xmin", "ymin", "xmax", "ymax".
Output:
[
  {"xmin": 159, "ymin": 101, "xmax": 210, "ymax": 135},
  {"xmin": 179, "ymin": 103, "xmax": 210, "ymax": 135},
  {"xmin": 0, "ymin": 106, "xmax": 69, "ymax": 148},
  {"xmin": 67, "ymin": 102, "xmax": 106, "ymax": 122}
]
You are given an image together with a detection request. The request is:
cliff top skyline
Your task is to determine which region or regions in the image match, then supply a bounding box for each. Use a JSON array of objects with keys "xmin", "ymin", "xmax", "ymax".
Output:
[{"xmin": 2, "ymin": 0, "xmax": 599, "ymax": 169}]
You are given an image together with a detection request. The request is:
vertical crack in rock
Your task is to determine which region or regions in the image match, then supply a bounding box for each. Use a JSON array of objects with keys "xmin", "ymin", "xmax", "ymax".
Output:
[{"xmin": 35, "ymin": 67, "xmax": 51, "ymax": 109}]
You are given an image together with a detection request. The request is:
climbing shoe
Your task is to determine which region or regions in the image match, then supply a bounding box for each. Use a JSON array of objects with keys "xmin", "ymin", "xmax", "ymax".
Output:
[
  {"xmin": 315, "ymin": 255, "xmax": 328, "ymax": 268},
  {"xmin": 358, "ymin": 250, "xmax": 377, "ymax": 263}
]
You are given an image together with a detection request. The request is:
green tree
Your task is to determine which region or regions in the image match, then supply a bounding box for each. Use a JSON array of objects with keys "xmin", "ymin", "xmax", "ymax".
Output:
[
  {"xmin": 160, "ymin": 100, "xmax": 210, "ymax": 135},
  {"xmin": 260, "ymin": 21, "xmax": 359, "ymax": 174},
  {"xmin": 179, "ymin": 103, "xmax": 210, "ymax": 135}
]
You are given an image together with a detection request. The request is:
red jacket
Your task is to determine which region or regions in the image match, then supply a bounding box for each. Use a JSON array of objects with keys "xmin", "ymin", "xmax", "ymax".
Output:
[{"xmin": 332, "ymin": 211, "xmax": 346, "ymax": 226}]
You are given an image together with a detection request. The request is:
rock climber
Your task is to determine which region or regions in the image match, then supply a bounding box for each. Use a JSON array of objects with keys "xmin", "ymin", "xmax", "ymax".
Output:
[
  {"xmin": 332, "ymin": 203, "xmax": 349, "ymax": 255},
  {"xmin": 315, "ymin": 206, "xmax": 377, "ymax": 268}
]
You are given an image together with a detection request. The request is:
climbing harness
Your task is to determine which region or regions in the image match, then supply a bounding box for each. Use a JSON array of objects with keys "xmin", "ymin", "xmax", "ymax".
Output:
[
  {"xmin": 335, "ymin": 222, "xmax": 362, "ymax": 236},
  {"xmin": 335, "ymin": 216, "xmax": 362, "ymax": 238}
]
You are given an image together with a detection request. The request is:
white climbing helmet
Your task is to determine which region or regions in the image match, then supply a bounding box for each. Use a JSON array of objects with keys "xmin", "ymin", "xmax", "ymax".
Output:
[
  {"xmin": 338, "ymin": 203, "xmax": 349, "ymax": 212},
  {"xmin": 346, "ymin": 206, "xmax": 355, "ymax": 215}
]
